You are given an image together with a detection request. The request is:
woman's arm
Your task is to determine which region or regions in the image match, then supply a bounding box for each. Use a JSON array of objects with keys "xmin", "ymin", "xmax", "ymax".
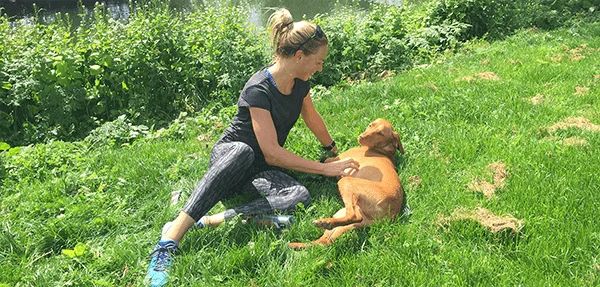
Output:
[
  {"xmin": 300, "ymin": 93, "xmax": 338, "ymax": 154},
  {"xmin": 250, "ymin": 107, "xmax": 358, "ymax": 177}
]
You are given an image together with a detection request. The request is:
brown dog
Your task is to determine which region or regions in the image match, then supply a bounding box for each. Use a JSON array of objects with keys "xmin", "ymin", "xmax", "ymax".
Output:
[{"xmin": 289, "ymin": 118, "xmax": 405, "ymax": 248}]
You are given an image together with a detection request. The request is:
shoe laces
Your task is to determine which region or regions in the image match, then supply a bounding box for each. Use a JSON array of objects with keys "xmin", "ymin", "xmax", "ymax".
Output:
[{"xmin": 148, "ymin": 242, "xmax": 178, "ymax": 271}]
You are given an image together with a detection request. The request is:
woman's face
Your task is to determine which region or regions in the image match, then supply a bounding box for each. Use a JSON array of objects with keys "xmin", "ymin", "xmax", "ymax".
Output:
[{"xmin": 296, "ymin": 45, "xmax": 328, "ymax": 81}]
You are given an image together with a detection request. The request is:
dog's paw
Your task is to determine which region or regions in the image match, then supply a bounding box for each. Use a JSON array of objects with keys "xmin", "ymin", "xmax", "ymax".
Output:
[
  {"xmin": 313, "ymin": 218, "xmax": 335, "ymax": 230},
  {"xmin": 288, "ymin": 242, "xmax": 310, "ymax": 250}
]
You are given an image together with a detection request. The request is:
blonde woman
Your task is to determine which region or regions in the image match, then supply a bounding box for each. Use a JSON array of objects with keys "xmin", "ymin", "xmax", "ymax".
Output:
[{"xmin": 145, "ymin": 8, "xmax": 358, "ymax": 287}]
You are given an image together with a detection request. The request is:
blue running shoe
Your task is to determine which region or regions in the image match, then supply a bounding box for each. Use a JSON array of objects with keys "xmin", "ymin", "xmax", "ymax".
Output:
[{"xmin": 145, "ymin": 240, "xmax": 178, "ymax": 287}]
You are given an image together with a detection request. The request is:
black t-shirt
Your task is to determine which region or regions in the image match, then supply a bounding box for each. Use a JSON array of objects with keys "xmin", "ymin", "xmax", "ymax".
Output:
[{"xmin": 219, "ymin": 66, "xmax": 311, "ymax": 169}]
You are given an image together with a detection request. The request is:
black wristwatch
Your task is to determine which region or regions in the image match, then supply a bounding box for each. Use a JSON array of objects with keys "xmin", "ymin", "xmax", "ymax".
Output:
[{"xmin": 322, "ymin": 140, "xmax": 336, "ymax": 152}]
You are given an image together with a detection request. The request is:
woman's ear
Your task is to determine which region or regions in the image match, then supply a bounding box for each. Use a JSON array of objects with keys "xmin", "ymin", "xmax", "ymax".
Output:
[{"xmin": 293, "ymin": 50, "xmax": 305, "ymax": 62}]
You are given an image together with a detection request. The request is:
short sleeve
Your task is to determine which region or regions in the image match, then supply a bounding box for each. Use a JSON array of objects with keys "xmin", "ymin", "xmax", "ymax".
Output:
[{"xmin": 239, "ymin": 85, "xmax": 271, "ymax": 111}]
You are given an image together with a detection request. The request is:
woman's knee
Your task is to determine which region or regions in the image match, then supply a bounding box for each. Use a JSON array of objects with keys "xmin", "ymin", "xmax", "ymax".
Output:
[
  {"xmin": 210, "ymin": 141, "xmax": 254, "ymax": 167},
  {"xmin": 230, "ymin": 142, "xmax": 254, "ymax": 162},
  {"xmin": 287, "ymin": 185, "xmax": 311, "ymax": 209}
]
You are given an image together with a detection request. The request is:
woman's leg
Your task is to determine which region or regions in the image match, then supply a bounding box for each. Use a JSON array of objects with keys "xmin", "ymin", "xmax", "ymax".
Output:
[
  {"xmin": 220, "ymin": 169, "xmax": 311, "ymax": 221},
  {"xmin": 162, "ymin": 142, "xmax": 255, "ymax": 241},
  {"xmin": 147, "ymin": 142, "xmax": 255, "ymax": 286}
]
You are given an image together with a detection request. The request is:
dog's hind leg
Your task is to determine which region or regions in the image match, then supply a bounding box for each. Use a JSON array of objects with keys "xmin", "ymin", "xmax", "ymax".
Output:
[
  {"xmin": 313, "ymin": 208, "xmax": 373, "ymax": 246},
  {"xmin": 288, "ymin": 208, "xmax": 372, "ymax": 249},
  {"xmin": 313, "ymin": 177, "xmax": 379, "ymax": 229}
]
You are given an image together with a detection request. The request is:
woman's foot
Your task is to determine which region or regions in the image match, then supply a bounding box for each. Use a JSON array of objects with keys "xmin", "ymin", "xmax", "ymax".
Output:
[
  {"xmin": 203, "ymin": 213, "xmax": 225, "ymax": 227},
  {"xmin": 145, "ymin": 240, "xmax": 178, "ymax": 287}
]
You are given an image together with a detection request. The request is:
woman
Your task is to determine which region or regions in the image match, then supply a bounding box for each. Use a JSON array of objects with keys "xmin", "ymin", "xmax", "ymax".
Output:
[{"xmin": 145, "ymin": 8, "xmax": 359, "ymax": 287}]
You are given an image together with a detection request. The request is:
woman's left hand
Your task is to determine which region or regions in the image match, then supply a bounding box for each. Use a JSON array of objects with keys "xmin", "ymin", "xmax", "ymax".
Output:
[{"xmin": 322, "ymin": 157, "xmax": 359, "ymax": 177}]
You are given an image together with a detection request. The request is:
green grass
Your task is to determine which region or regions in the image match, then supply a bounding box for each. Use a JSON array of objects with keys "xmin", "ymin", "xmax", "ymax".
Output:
[{"xmin": 2, "ymin": 21, "xmax": 600, "ymax": 286}]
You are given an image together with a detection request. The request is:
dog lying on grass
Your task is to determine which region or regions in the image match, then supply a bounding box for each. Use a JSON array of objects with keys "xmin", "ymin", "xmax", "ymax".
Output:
[{"xmin": 289, "ymin": 118, "xmax": 405, "ymax": 248}]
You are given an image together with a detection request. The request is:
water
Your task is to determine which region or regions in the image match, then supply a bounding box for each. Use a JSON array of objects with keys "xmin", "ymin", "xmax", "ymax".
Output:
[
  {"xmin": 0, "ymin": 0, "xmax": 403, "ymax": 27},
  {"xmin": 1, "ymin": 0, "xmax": 132, "ymax": 24}
]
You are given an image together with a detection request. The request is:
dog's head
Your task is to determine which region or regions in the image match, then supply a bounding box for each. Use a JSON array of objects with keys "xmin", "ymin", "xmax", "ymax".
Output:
[{"xmin": 357, "ymin": 118, "xmax": 404, "ymax": 156}]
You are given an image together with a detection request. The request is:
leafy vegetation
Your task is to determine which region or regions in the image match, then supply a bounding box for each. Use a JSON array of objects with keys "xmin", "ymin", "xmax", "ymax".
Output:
[
  {"xmin": 2, "ymin": 14, "xmax": 600, "ymax": 286},
  {"xmin": 2, "ymin": 0, "xmax": 597, "ymax": 146},
  {"xmin": 0, "ymin": 3, "xmax": 268, "ymax": 146},
  {"xmin": 1, "ymin": 0, "xmax": 600, "ymax": 286},
  {"xmin": 426, "ymin": 0, "xmax": 598, "ymax": 39}
]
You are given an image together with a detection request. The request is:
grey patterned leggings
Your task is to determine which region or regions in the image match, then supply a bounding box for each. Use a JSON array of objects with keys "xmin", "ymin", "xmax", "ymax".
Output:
[{"xmin": 182, "ymin": 141, "xmax": 311, "ymax": 222}]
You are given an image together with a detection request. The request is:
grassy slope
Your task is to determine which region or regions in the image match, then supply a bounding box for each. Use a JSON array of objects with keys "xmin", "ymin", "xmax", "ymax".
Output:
[{"xmin": 1, "ymin": 21, "xmax": 600, "ymax": 286}]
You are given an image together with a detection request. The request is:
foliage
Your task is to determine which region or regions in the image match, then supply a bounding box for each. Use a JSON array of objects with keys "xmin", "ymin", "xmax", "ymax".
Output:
[
  {"xmin": 529, "ymin": 0, "xmax": 599, "ymax": 29},
  {"xmin": 313, "ymin": 5, "xmax": 411, "ymax": 85},
  {"xmin": 0, "ymin": 3, "xmax": 268, "ymax": 146},
  {"xmin": 83, "ymin": 114, "xmax": 149, "ymax": 148},
  {"xmin": 423, "ymin": 0, "xmax": 529, "ymax": 40},
  {"xmin": 0, "ymin": 0, "xmax": 598, "ymax": 147},
  {"xmin": 423, "ymin": 0, "xmax": 599, "ymax": 40},
  {"xmin": 407, "ymin": 21, "xmax": 470, "ymax": 61}
]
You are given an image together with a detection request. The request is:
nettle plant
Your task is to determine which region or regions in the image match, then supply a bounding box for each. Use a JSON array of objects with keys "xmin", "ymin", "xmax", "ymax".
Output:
[
  {"xmin": 313, "ymin": 5, "xmax": 412, "ymax": 86},
  {"xmin": 0, "ymin": 4, "xmax": 268, "ymax": 146}
]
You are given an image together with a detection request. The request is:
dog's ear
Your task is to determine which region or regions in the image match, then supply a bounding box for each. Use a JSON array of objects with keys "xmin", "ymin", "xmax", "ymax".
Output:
[{"xmin": 393, "ymin": 132, "xmax": 404, "ymax": 154}]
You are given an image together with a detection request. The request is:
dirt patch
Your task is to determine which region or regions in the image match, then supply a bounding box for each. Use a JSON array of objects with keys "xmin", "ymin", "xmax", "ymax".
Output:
[
  {"xmin": 545, "ymin": 117, "xmax": 600, "ymax": 134},
  {"xmin": 430, "ymin": 142, "xmax": 450, "ymax": 163},
  {"xmin": 529, "ymin": 94, "xmax": 545, "ymax": 105},
  {"xmin": 379, "ymin": 70, "xmax": 394, "ymax": 80},
  {"xmin": 569, "ymin": 54, "xmax": 586, "ymax": 61},
  {"xmin": 460, "ymin": 76, "xmax": 475, "ymax": 82},
  {"xmin": 428, "ymin": 83, "xmax": 439, "ymax": 91},
  {"xmin": 475, "ymin": 72, "xmax": 500, "ymax": 81},
  {"xmin": 549, "ymin": 44, "xmax": 596, "ymax": 63},
  {"xmin": 437, "ymin": 207, "xmax": 524, "ymax": 234},
  {"xmin": 508, "ymin": 59, "xmax": 523, "ymax": 65},
  {"xmin": 468, "ymin": 161, "xmax": 507, "ymax": 200},
  {"xmin": 468, "ymin": 179, "xmax": 496, "ymax": 200},
  {"xmin": 550, "ymin": 53, "xmax": 564, "ymax": 63},
  {"xmin": 563, "ymin": 44, "xmax": 593, "ymax": 61},
  {"xmin": 574, "ymin": 86, "xmax": 590, "ymax": 96},
  {"xmin": 563, "ymin": 136, "xmax": 589, "ymax": 147},
  {"xmin": 408, "ymin": 175, "xmax": 422, "ymax": 189},
  {"xmin": 489, "ymin": 162, "xmax": 508, "ymax": 189},
  {"xmin": 481, "ymin": 58, "xmax": 490, "ymax": 65},
  {"xmin": 456, "ymin": 72, "xmax": 501, "ymax": 82}
]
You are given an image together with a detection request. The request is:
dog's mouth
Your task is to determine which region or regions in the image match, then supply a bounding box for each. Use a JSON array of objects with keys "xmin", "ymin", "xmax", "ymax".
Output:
[
  {"xmin": 357, "ymin": 135, "xmax": 366, "ymax": 145},
  {"xmin": 358, "ymin": 134, "xmax": 378, "ymax": 147}
]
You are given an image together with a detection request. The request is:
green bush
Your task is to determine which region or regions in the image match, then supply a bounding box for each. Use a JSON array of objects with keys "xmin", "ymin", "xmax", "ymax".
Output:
[
  {"xmin": 0, "ymin": 3, "xmax": 268, "ymax": 146},
  {"xmin": 314, "ymin": 5, "xmax": 412, "ymax": 85},
  {"xmin": 423, "ymin": 0, "xmax": 598, "ymax": 40},
  {"xmin": 83, "ymin": 114, "xmax": 149, "ymax": 148},
  {"xmin": 1, "ymin": 1, "xmax": 597, "ymax": 146},
  {"xmin": 424, "ymin": 0, "xmax": 527, "ymax": 40},
  {"xmin": 2, "ymin": 141, "xmax": 90, "ymax": 184},
  {"xmin": 406, "ymin": 21, "xmax": 470, "ymax": 62},
  {"xmin": 528, "ymin": 0, "xmax": 599, "ymax": 29}
]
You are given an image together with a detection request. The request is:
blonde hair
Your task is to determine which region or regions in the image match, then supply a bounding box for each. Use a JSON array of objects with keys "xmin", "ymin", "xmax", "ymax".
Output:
[{"xmin": 267, "ymin": 8, "xmax": 328, "ymax": 58}]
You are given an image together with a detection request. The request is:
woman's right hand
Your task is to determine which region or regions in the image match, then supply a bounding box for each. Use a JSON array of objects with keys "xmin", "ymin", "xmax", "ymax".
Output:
[{"xmin": 322, "ymin": 157, "xmax": 360, "ymax": 177}]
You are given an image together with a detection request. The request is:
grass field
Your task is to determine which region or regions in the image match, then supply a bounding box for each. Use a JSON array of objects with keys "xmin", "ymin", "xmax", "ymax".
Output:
[{"xmin": 1, "ymin": 20, "xmax": 600, "ymax": 286}]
